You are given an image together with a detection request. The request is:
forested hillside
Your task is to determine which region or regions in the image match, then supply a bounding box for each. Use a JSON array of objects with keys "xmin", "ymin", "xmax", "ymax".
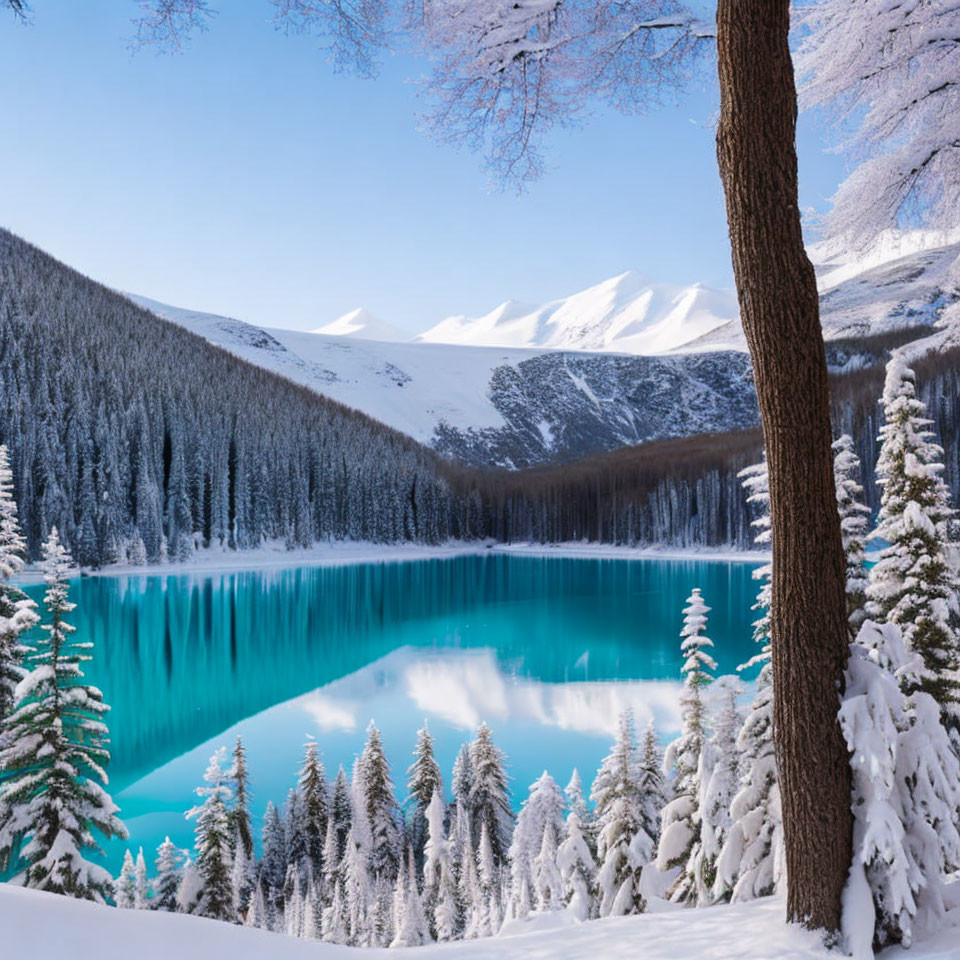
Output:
[
  {"xmin": 0, "ymin": 230, "xmax": 477, "ymax": 564},
  {"xmin": 3, "ymin": 227, "xmax": 959, "ymax": 563}
]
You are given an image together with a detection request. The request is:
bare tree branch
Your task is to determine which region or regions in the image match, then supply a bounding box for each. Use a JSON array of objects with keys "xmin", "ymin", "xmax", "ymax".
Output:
[
  {"xmin": 131, "ymin": 0, "xmax": 216, "ymax": 52},
  {"xmin": 269, "ymin": 0, "xmax": 391, "ymax": 79},
  {"xmin": 4, "ymin": 0, "xmax": 29, "ymax": 19}
]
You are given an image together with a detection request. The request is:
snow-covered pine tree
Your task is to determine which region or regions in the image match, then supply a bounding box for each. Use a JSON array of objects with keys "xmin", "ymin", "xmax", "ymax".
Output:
[
  {"xmin": 359, "ymin": 721, "xmax": 401, "ymax": 884},
  {"xmin": 658, "ymin": 588, "xmax": 717, "ymax": 903},
  {"xmin": 0, "ymin": 445, "xmax": 38, "ymax": 725},
  {"xmin": 506, "ymin": 771, "xmax": 565, "ymax": 920},
  {"xmin": 297, "ymin": 739, "xmax": 328, "ymax": 877},
  {"xmin": 840, "ymin": 619, "xmax": 960, "ymax": 954},
  {"xmin": 434, "ymin": 851, "xmax": 459, "ymax": 941},
  {"xmin": 372, "ymin": 874, "xmax": 394, "ymax": 947},
  {"xmin": 343, "ymin": 759, "xmax": 376, "ymax": 946},
  {"xmin": 451, "ymin": 742, "xmax": 474, "ymax": 814},
  {"xmin": 715, "ymin": 671, "xmax": 782, "ymax": 904},
  {"xmin": 284, "ymin": 786, "xmax": 309, "ymax": 880},
  {"xmin": 321, "ymin": 878, "xmax": 349, "ymax": 944},
  {"xmin": 185, "ymin": 747, "xmax": 236, "ymax": 922},
  {"xmin": 226, "ymin": 734, "xmax": 254, "ymax": 861},
  {"xmin": 590, "ymin": 710, "xmax": 649, "ymax": 917},
  {"xmin": 638, "ymin": 720, "xmax": 668, "ymax": 854},
  {"xmin": 284, "ymin": 864, "xmax": 303, "ymax": 937},
  {"xmin": 246, "ymin": 880, "xmax": 267, "ymax": 929},
  {"xmin": 391, "ymin": 848, "xmax": 407, "ymax": 944},
  {"xmin": 715, "ymin": 460, "xmax": 785, "ymax": 905},
  {"xmin": 564, "ymin": 769, "xmax": 590, "ymax": 827},
  {"xmin": 448, "ymin": 797, "xmax": 473, "ymax": 938},
  {"xmin": 0, "ymin": 528, "xmax": 126, "ymax": 901},
  {"xmin": 475, "ymin": 820, "xmax": 501, "ymax": 936},
  {"xmin": 153, "ymin": 836, "xmax": 187, "ymax": 911},
  {"xmin": 407, "ymin": 722, "xmax": 442, "ymax": 866},
  {"xmin": 694, "ymin": 675, "xmax": 743, "ymax": 905},
  {"xmin": 391, "ymin": 845, "xmax": 431, "ymax": 947},
  {"xmin": 833, "ymin": 434, "xmax": 871, "ymax": 631},
  {"xmin": 231, "ymin": 825, "xmax": 256, "ymax": 917},
  {"xmin": 135, "ymin": 847, "xmax": 149, "ymax": 908},
  {"xmin": 557, "ymin": 810, "xmax": 596, "ymax": 921},
  {"xmin": 302, "ymin": 876, "xmax": 321, "ymax": 940},
  {"xmin": 321, "ymin": 816, "xmax": 340, "ymax": 901},
  {"xmin": 457, "ymin": 825, "xmax": 482, "ymax": 940},
  {"xmin": 421, "ymin": 788, "xmax": 448, "ymax": 931},
  {"xmin": 115, "ymin": 849, "xmax": 137, "ymax": 909},
  {"xmin": 867, "ymin": 355, "xmax": 960, "ymax": 741},
  {"xmin": 330, "ymin": 764, "xmax": 352, "ymax": 862},
  {"xmin": 469, "ymin": 723, "xmax": 513, "ymax": 868},
  {"xmin": 532, "ymin": 819, "xmax": 564, "ymax": 912},
  {"xmin": 176, "ymin": 854, "xmax": 201, "ymax": 916},
  {"xmin": 259, "ymin": 800, "xmax": 287, "ymax": 917}
]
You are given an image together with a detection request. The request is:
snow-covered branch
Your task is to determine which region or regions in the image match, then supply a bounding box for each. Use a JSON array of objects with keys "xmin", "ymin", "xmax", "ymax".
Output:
[
  {"xmin": 796, "ymin": 0, "xmax": 960, "ymax": 250},
  {"xmin": 131, "ymin": 0, "xmax": 215, "ymax": 51},
  {"xmin": 269, "ymin": 0, "xmax": 391, "ymax": 79},
  {"xmin": 416, "ymin": 1, "xmax": 713, "ymax": 189}
]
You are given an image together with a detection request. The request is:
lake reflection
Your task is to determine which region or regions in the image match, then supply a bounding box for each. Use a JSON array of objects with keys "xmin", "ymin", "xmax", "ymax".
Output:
[{"xmin": 22, "ymin": 554, "xmax": 762, "ymax": 871}]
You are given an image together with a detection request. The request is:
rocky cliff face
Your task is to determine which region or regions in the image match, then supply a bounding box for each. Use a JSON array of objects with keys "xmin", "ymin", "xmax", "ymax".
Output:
[{"xmin": 432, "ymin": 350, "xmax": 757, "ymax": 468}]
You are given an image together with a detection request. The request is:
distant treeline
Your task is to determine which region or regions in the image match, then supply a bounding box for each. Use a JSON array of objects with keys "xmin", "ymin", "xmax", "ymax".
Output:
[
  {"xmin": 447, "ymin": 430, "xmax": 764, "ymax": 548},
  {"xmin": 2, "ymin": 227, "xmax": 958, "ymax": 562},
  {"xmin": 452, "ymin": 343, "xmax": 960, "ymax": 549}
]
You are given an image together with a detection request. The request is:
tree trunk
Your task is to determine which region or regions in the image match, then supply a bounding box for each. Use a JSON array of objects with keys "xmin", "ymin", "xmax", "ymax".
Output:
[{"xmin": 714, "ymin": 1, "xmax": 852, "ymax": 934}]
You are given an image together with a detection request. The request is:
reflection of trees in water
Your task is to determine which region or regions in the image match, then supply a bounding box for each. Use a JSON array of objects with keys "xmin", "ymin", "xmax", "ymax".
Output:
[{"xmin": 23, "ymin": 556, "xmax": 758, "ymax": 787}]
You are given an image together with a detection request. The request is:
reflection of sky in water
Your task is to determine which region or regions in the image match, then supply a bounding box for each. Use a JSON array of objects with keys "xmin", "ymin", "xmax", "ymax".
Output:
[{"xmin": 21, "ymin": 555, "xmax": 761, "ymax": 872}]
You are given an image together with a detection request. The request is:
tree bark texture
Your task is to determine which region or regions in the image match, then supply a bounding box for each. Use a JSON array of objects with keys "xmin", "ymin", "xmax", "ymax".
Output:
[{"xmin": 715, "ymin": 1, "xmax": 852, "ymax": 934}]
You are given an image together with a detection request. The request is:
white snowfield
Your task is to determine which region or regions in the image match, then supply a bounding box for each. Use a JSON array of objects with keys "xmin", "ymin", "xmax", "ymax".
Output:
[
  {"xmin": 0, "ymin": 883, "xmax": 915, "ymax": 960},
  {"xmin": 128, "ymin": 293, "xmax": 550, "ymax": 445},
  {"xmin": 4, "ymin": 884, "xmax": 959, "ymax": 960}
]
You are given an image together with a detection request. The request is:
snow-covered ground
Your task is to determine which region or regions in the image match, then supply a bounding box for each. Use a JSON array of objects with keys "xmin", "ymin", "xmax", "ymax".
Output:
[
  {"xmin": 5, "ymin": 884, "xmax": 960, "ymax": 960},
  {"xmin": 10, "ymin": 540, "xmax": 767, "ymax": 584},
  {"xmin": 0, "ymin": 884, "xmax": 842, "ymax": 960}
]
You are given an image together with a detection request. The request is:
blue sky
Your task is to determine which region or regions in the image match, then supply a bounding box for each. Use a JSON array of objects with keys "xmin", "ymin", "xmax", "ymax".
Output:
[{"xmin": 0, "ymin": 2, "xmax": 848, "ymax": 334}]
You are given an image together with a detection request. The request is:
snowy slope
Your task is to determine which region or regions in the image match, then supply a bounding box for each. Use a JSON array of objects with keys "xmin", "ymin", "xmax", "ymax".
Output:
[
  {"xmin": 312, "ymin": 307, "xmax": 408, "ymax": 342},
  {"xmin": 686, "ymin": 234, "xmax": 960, "ymax": 353},
  {"xmin": 126, "ymin": 294, "xmax": 756, "ymax": 467},
  {"xmin": 0, "ymin": 883, "xmax": 869, "ymax": 960},
  {"xmin": 128, "ymin": 293, "xmax": 524, "ymax": 442},
  {"xmin": 418, "ymin": 271, "xmax": 739, "ymax": 355}
]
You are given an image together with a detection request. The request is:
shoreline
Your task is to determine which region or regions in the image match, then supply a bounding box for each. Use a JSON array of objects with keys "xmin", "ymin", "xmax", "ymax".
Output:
[{"xmin": 12, "ymin": 539, "xmax": 768, "ymax": 585}]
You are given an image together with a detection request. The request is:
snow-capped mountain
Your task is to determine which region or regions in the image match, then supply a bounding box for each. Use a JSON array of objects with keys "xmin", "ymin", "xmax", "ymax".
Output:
[
  {"xmin": 127, "ymin": 294, "xmax": 756, "ymax": 468},
  {"xmin": 687, "ymin": 232, "xmax": 960, "ymax": 353},
  {"xmin": 127, "ymin": 233, "xmax": 959, "ymax": 469},
  {"xmin": 307, "ymin": 271, "xmax": 739, "ymax": 354},
  {"xmin": 311, "ymin": 306, "xmax": 408, "ymax": 342},
  {"xmin": 419, "ymin": 271, "xmax": 740, "ymax": 354}
]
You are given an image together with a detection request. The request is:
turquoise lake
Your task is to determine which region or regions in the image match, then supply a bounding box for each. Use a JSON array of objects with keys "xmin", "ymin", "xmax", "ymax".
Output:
[{"xmin": 20, "ymin": 554, "xmax": 762, "ymax": 874}]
